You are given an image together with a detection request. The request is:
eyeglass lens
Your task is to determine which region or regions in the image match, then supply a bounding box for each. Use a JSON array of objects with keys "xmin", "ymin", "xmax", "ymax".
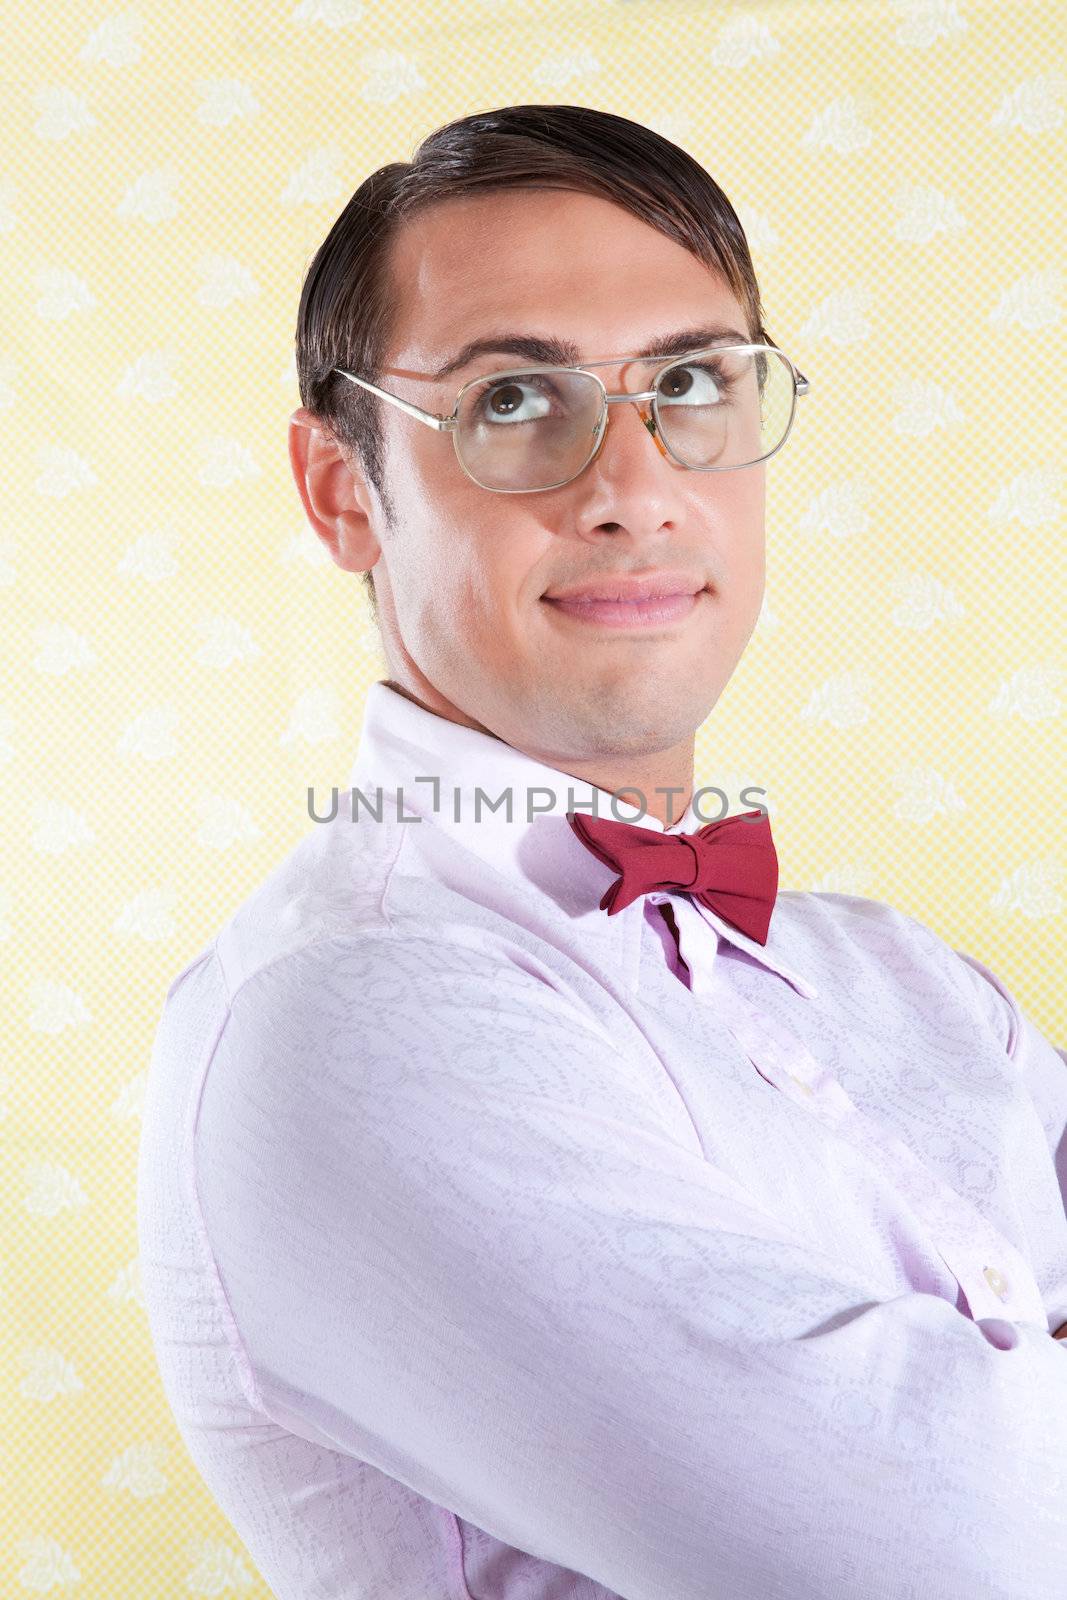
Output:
[{"xmin": 453, "ymin": 347, "xmax": 796, "ymax": 491}]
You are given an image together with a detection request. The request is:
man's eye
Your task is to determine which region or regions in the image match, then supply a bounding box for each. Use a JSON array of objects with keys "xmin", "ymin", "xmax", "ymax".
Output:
[
  {"xmin": 657, "ymin": 363, "xmax": 730, "ymax": 404},
  {"xmin": 476, "ymin": 379, "xmax": 556, "ymax": 424}
]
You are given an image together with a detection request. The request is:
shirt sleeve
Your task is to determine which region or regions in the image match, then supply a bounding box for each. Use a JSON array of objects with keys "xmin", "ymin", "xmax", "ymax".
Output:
[
  {"xmin": 945, "ymin": 941, "xmax": 1067, "ymax": 1215},
  {"xmin": 193, "ymin": 930, "xmax": 1067, "ymax": 1600}
]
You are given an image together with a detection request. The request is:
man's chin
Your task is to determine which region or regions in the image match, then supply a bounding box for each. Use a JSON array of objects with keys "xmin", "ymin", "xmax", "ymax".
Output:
[{"xmin": 530, "ymin": 698, "xmax": 710, "ymax": 758}]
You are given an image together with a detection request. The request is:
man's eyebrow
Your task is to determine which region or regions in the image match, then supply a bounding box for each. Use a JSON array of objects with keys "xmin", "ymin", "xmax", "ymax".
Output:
[{"xmin": 427, "ymin": 324, "xmax": 752, "ymax": 384}]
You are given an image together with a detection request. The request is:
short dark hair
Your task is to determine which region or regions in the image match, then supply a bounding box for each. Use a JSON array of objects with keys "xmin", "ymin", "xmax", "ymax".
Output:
[{"xmin": 295, "ymin": 103, "xmax": 773, "ymax": 615}]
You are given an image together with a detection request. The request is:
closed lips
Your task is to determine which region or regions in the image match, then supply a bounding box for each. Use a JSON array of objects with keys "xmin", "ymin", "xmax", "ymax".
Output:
[{"xmin": 542, "ymin": 572, "xmax": 707, "ymax": 604}]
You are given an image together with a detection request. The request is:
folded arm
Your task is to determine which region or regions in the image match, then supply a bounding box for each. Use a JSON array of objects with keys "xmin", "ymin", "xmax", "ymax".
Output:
[{"xmin": 194, "ymin": 931, "xmax": 1067, "ymax": 1600}]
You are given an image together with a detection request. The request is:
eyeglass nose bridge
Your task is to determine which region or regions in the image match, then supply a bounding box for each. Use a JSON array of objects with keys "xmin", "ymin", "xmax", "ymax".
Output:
[{"xmin": 586, "ymin": 386, "xmax": 672, "ymax": 465}]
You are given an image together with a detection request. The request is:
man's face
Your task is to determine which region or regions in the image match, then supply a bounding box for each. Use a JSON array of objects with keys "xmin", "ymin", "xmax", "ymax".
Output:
[{"xmin": 329, "ymin": 188, "xmax": 766, "ymax": 768}]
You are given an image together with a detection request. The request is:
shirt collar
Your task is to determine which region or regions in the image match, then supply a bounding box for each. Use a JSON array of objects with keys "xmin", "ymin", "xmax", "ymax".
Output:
[{"xmin": 347, "ymin": 681, "xmax": 815, "ymax": 998}]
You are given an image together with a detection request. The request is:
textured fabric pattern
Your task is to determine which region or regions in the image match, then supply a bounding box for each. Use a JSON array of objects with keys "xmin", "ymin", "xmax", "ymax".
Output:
[{"xmin": 138, "ymin": 682, "xmax": 1067, "ymax": 1600}]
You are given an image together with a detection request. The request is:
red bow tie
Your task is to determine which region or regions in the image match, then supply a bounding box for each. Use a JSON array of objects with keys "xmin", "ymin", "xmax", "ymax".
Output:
[{"xmin": 566, "ymin": 808, "xmax": 779, "ymax": 946}]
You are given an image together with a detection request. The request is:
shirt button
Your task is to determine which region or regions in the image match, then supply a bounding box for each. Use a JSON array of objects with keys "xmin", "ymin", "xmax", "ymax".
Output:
[{"xmin": 983, "ymin": 1265, "xmax": 1010, "ymax": 1301}]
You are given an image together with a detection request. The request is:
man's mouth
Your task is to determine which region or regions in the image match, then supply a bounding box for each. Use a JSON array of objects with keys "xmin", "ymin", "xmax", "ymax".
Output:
[
  {"xmin": 540, "ymin": 571, "xmax": 708, "ymax": 629},
  {"xmin": 541, "ymin": 591, "xmax": 704, "ymax": 628}
]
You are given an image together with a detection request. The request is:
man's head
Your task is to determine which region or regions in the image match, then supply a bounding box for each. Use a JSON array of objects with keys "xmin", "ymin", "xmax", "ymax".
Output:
[{"xmin": 290, "ymin": 105, "xmax": 779, "ymax": 783}]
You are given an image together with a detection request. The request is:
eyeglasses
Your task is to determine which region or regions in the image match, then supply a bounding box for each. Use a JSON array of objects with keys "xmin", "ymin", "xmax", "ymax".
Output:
[{"xmin": 331, "ymin": 343, "xmax": 811, "ymax": 494}]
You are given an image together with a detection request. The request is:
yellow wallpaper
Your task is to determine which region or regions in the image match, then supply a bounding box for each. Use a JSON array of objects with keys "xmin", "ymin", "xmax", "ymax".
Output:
[{"xmin": 6, "ymin": 0, "xmax": 1065, "ymax": 1593}]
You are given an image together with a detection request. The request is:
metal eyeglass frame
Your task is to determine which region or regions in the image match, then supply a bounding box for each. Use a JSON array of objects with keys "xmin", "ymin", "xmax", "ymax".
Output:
[{"xmin": 330, "ymin": 342, "xmax": 811, "ymax": 494}]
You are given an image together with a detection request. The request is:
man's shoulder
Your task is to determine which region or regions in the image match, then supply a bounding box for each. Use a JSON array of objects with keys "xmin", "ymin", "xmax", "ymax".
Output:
[
  {"xmin": 159, "ymin": 798, "xmax": 410, "ymax": 1010},
  {"xmin": 771, "ymin": 886, "xmax": 960, "ymax": 985},
  {"xmin": 195, "ymin": 796, "xmax": 412, "ymax": 998},
  {"xmin": 776, "ymin": 885, "xmax": 940, "ymax": 945},
  {"xmin": 772, "ymin": 887, "xmax": 1011, "ymax": 1035}
]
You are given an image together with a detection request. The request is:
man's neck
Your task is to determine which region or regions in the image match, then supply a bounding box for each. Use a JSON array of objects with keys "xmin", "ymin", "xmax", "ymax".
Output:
[
  {"xmin": 550, "ymin": 755, "xmax": 694, "ymax": 827},
  {"xmin": 380, "ymin": 678, "xmax": 695, "ymax": 828}
]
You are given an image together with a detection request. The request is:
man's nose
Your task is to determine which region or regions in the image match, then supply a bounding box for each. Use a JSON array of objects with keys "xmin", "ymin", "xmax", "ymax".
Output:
[{"xmin": 597, "ymin": 391, "xmax": 673, "ymax": 464}]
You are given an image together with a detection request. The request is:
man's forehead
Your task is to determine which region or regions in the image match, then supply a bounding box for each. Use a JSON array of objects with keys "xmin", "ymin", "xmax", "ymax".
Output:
[{"xmin": 384, "ymin": 195, "xmax": 746, "ymax": 376}]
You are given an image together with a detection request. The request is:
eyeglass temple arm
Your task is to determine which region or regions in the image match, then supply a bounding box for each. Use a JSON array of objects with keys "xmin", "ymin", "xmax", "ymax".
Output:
[
  {"xmin": 333, "ymin": 368, "xmax": 455, "ymax": 432},
  {"xmin": 332, "ymin": 362, "xmax": 811, "ymax": 424}
]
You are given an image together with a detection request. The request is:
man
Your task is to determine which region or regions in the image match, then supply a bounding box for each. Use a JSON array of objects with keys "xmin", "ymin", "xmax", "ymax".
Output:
[{"xmin": 138, "ymin": 104, "xmax": 1067, "ymax": 1600}]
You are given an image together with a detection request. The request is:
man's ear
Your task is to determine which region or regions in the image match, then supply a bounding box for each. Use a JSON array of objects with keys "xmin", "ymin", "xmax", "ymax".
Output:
[{"xmin": 288, "ymin": 407, "xmax": 381, "ymax": 576}]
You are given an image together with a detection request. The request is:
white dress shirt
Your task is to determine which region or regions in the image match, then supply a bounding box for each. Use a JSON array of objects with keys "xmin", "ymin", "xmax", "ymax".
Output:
[{"xmin": 138, "ymin": 679, "xmax": 1067, "ymax": 1600}]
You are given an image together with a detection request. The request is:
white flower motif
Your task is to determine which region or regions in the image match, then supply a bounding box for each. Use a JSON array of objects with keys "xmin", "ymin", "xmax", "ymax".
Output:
[
  {"xmin": 79, "ymin": 10, "xmax": 144, "ymax": 67},
  {"xmin": 800, "ymin": 94, "xmax": 874, "ymax": 156},
  {"xmin": 645, "ymin": 113, "xmax": 692, "ymax": 147},
  {"xmin": 891, "ymin": 765, "xmax": 966, "ymax": 824},
  {"xmin": 891, "ymin": 182, "xmax": 967, "ymax": 244},
  {"xmin": 279, "ymin": 687, "xmax": 342, "ymax": 746},
  {"xmin": 23, "ymin": 1159, "xmax": 89, "ymax": 1210},
  {"xmin": 15, "ymin": 1537, "xmax": 80, "ymax": 1590},
  {"xmin": 102, "ymin": 1442, "xmax": 168, "ymax": 1499},
  {"xmin": 532, "ymin": 50, "xmax": 601, "ymax": 88},
  {"xmin": 111, "ymin": 1074, "xmax": 147, "ymax": 1125},
  {"xmin": 811, "ymin": 863, "xmax": 875, "ymax": 895},
  {"xmin": 280, "ymin": 145, "xmax": 345, "ymax": 206},
  {"xmin": 35, "ymin": 266, "xmax": 97, "ymax": 320},
  {"xmin": 889, "ymin": 570, "xmax": 965, "ymax": 630},
  {"xmin": 116, "ymin": 166, "xmax": 180, "ymax": 224},
  {"xmin": 709, "ymin": 13, "xmax": 781, "ymax": 68},
  {"xmin": 186, "ymin": 1536, "xmax": 257, "ymax": 1593},
  {"xmin": 195, "ymin": 252, "xmax": 261, "ymax": 308},
  {"xmin": 987, "ymin": 466, "xmax": 1061, "ymax": 528},
  {"xmin": 33, "ymin": 87, "xmax": 98, "ymax": 141},
  {"xmin": 196, "ymin": 795, "xmax": 263, "ymax": 849},
  {"xmin": 32, "ymin": 623, "xmax": 97, "ymax": 674},
  {"xmin": 280, "ymin": 526, "xmax": 332, "ymax": 567},
  {"xmin": 118, "ymin": 705, "xmax": 180, "ymax": 761},
  {"xmin": 734, "ymin": 204, "xmax": 778, "ymax": 255},
  {"xmin": 197, "ymin": 436, "xmax": 261, "ymax": 487},
  {"xmin": 358, "ymin": 48, "xmax": 427, "ymax": 103},
  {"xmin": 890, "ymin": 378, "xmax": 965, "ymax": 437},
  {"xmin": 799, "ymin": 672, "xmax": 871, "ymax": 728},
  {"xmin": 112, "ymin": 886, "xmax": 178, "ymax": 941},
  {"xmin": 798, "ymin": 287, "xmax": 873, "ymax": 345},
  {"xmin": 194, "ymin": 77, "xmax": 261, "ymax": 126},
  {"xmin": 291, "ymin": 0, "xmax": 366, "ymax": 25},
  {"xmin": 991, "ymin": 73, "xmax": 1065, "ymax": 136},
  {"xmin": 988, "ymin": 268, "xmax": 1061, "ymax": 331},
  {"xmin": 889, "ymin": 0, "xmax": 968, "ymax": 49},
  {"xmin": 695, "ymin": 771, "xmax": 776, "ymax": 822},
  {"xmin": 19, "ymin": 1345, "xmax": 85, "ymax": 1402},
  {"xmin": 988, "ymin": 664, "xmax": 1062, "ymax": 721},
  {"xmin": 31, "ymin": 801, "xmax": 95, "ymax": 854},
  {"xmin": 990, "ymin": 858, "xmax": 1063, "ymax": 920},
  {"xmin": 117, "ymin": 525, "xmax": 180, "ymax": 582},
  {"xmin": 798, "ymin": 479, "xmax": 873, "ymax": 539},
  {"xmin": 108, "ymin": 1253, "xmax": 144, "ymax": 1301},
  {"xmin": 116, "ymin": 349, "xmax": 180, "ymax": 403},
  {"xmin": 35, "ymin": 444, "xmax": 98, "ymax": 496},
  {"xmin": 194, "ymin": 614, "xmax": 262, "ymax": 668},
  {"xmin": 28, "ymin": 986, "xmax": 93, "ymax": 1034}
]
